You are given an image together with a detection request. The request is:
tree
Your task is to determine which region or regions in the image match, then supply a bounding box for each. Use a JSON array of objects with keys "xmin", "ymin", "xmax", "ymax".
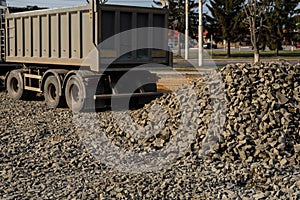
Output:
[
  {"xmin": 291, "ymin": 15, "xmax": 300, "ymax": 45},
  {"xmin": 264, "ymin": 0, "xmax": 300, "ymax": 56},
  {"xmin": 243, "ymin": 0, "xmax": 268, "ymax": 63},
  {"xmin": 153, "ymin": 0, "xmax": 200, "ymax": 56},
  {"xmin": 206, "ymin": 0, "xmax": 244, "ymax": 57},
  {"xmin": 153, "ymin": 0, "xmax": 199, "ymax": 38}
]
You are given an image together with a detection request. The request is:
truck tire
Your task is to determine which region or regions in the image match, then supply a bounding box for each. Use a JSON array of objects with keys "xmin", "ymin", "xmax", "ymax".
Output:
[
  {"xmin": 6, "ymin": 70, "xmax": 26, "ymax": 100},
  {"xmin": 65, "ymin": 75, "xmax": 86, "ymax": 112},
  {"xmin": 44, "ymin": 76, "xmax": 65, "ymax": 108}
]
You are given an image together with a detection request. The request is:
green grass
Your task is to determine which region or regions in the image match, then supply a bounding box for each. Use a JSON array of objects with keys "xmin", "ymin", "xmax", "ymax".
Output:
[
  {"xmin": 173, "ymin": 49, "xmax": 300, "ymax": 59},
  {"xmin": 210, "ymin": 50, "xmax": 300, "ymax": 58}
]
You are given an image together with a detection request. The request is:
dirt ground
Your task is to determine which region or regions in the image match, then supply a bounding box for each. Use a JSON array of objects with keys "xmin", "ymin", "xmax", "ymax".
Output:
[{"xmin": 157, "ymin": 74, "xmax": 201, "ymax": 92}]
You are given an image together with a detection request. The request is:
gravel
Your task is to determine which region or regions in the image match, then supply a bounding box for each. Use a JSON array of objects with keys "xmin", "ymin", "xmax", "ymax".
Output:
[{"xmin": 0, "ymin": 62, "xmax": 299, "ymax": 199}]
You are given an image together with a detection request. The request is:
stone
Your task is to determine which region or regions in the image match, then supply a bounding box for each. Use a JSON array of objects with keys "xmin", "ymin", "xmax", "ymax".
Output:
[{"xmin": 0, "ymin": 61, "xmax": 300, "ymax": 199}]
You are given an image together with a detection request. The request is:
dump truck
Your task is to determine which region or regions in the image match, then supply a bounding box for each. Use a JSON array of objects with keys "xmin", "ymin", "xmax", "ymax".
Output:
[{"xmin": 0, "ymin": 0, "xmax": 172, "ymax": 111}]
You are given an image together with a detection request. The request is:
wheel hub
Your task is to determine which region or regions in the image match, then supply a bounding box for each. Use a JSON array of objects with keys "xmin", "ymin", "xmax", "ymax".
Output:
[
  {"xmin": 11, "ymin": 77, "xmax": 19, "ymax": 93},
  {"xmin": 48, "ymin": 83, "xmax": 57, "ymax": 102}
]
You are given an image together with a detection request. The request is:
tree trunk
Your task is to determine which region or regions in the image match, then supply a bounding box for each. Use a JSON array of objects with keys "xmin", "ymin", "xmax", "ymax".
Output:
[
  {"xmin": 227, "ymin": 40, "xmax": 231, "ymax": 58},
  {"xmin": 275, "ymin": 41, "xmax": 279, "ymax": 56},
  {"xmin": 275, "ymin": 48, "xmax": 279, "ymax": 56},
  {"xmin": 253, "ymin": 46, "xmax": 260, "ymax": 63}
]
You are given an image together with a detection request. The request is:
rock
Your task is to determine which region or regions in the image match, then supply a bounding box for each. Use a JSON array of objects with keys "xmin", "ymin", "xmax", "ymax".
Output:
[
  {"xmin": 0, "ymin": 61, "xmax": 300, "ymax": 199},
  {"xmin": 294, "ymin": 144, "xmax": 300, "ymax": 153},
  {"xmin": 253, "ymin": 191, "xmax": 269, "ymax": 199},
  {"xmin": 276, "ymin": 91, "xmax": 289, "ymax": 104}
]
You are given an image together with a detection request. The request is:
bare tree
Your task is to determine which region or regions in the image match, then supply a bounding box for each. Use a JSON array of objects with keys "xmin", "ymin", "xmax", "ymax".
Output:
[{"xmin": 243, "ymin": 0, "xmax": 267, "ymax": 63}]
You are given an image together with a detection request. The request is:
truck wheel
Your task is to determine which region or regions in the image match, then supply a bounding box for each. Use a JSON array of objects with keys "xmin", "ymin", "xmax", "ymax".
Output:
[
  {"xmin": 65, "ymin": 75, "xmax": 85, "ymax": 112},
  {"xmin": 44, "ymin": 76, "xmax": 65, "ymax": 108},
  {"xmin": 6, "ymin": 70, "xmax": 26, "ymax": 100}
]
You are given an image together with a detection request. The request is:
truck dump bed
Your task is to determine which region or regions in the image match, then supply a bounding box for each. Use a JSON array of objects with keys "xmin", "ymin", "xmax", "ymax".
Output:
[{"xmin": 4, "ymin": 4, "xmax": 169, "ymax": 69}]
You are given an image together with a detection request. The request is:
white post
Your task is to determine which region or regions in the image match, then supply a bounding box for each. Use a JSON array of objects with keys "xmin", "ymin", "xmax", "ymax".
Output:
[
  {"xmin": 185, "ymin": 0, "xmax": 189, "ymax": 60},
  {"xmin": 211, "ymin": 34, "xmax": 213, "ymax": 54},
  {"xmin": 198, "ymin": 0, "xmax": 203, "ymax": 66}
]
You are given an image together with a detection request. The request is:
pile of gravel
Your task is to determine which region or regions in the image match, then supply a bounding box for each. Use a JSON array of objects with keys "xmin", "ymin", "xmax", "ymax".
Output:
[{"xmin": 0, "ymin": 62, "xmax": 299, "ymax": 199}]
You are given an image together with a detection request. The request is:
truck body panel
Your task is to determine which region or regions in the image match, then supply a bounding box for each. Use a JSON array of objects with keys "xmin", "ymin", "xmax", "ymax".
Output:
[{"xmin": 4, "ymin": 4, "xmax": 169, "ymax": 70}]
